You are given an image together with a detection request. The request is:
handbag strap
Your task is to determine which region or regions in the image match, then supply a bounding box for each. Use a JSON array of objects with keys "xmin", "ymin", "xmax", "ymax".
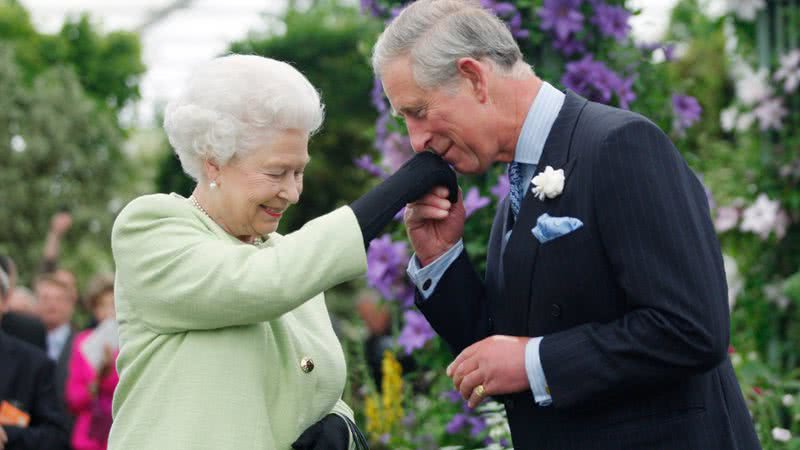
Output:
[{"xmin": 341, "ymin": 415, "xmax": 369, "ymax": 450}]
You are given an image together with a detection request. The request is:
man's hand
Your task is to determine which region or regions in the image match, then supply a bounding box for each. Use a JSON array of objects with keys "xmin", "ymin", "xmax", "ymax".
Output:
[
  {"xmin": 404, "ymin": 187, "xmax": 465, "ymax": 266},
  {"xmin": 49, "ymin": 212, "xmax": 72, "ymax": 236},
  {"xmin": 0, "ymin": 424, "xmax": 7, "ymax": 450},
  {"xmin": 447, "ymin": 335, "xmax": 530, "ymax": 408}
]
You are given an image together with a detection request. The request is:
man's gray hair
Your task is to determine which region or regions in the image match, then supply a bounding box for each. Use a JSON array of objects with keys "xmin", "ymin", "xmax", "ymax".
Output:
[
  {"xmin": 164, "ymin": 55, "xmax": 324, "ymax": 182},
  {"xmin": 372, "ymin": 0, "xmax": 531, "ymax": 89}
]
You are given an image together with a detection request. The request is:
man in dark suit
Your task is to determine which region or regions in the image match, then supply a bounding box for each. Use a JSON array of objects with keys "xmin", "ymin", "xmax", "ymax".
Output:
[
  {"xmin": 372, "ymin": 1, "xmax": 761, "ymax": 448},
  {"xmin": 0, "ymin": 255, "xmax": 47, "ymax": 351},
  {"xmin": 0, "ymin": 266, "xmax": 70, "ymax": 450}
]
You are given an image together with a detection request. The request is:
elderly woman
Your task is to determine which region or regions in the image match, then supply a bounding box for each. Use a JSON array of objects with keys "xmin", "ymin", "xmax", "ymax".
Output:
[{"xmin": 108, "ymin": 55, "xmax": 456, "ymax": 450}]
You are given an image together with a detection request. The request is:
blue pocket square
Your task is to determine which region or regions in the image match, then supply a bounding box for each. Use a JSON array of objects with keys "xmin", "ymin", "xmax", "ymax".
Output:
[{"xmin": 531, "ymin": 213, "xmax": 584, "ymax": 244}]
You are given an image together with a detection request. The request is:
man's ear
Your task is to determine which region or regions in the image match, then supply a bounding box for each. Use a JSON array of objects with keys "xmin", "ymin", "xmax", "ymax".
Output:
[{"xmin": 456, "ymin": 57, "xmax": 489, "ymax": 103}]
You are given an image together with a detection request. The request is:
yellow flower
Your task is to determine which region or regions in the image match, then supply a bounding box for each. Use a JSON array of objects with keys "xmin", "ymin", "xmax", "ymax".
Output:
[{"xmin": 365, "ymin": 350, "xmax": 405, "ymax": 441}]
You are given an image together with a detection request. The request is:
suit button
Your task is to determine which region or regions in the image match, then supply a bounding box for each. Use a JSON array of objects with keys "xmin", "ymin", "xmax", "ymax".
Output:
[
  {"xmin": 505, "ymin": 397, "xmax": 515, "ymax": 411},
  {"xmin": 551, "ymin": 304, "xmax": 562, "ymax": 318},
  {"xmin": 300, "ymin": 357, "xmax": 314, "ymax": 373}
]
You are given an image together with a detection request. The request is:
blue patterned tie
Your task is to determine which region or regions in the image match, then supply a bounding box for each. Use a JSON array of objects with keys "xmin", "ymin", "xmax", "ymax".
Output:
[{"xmin": 508, "ymin": 161, "xmax": 524, "ymax": 219}]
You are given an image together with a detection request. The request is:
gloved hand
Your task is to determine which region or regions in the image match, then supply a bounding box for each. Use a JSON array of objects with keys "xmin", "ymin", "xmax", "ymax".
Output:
[
  {"xmin": 291, "ymin": 414, "xmax": 349, "ymax": 450},
  {"xmin": 350, "ymin": 151, "xmax": 458, "ymax": 246}
]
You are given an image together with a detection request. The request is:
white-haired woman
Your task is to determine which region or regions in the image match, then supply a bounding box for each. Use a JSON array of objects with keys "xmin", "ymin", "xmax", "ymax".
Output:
[{"xmin": 108, "ymin": 54, "xmax": 456, "ymax": 450}]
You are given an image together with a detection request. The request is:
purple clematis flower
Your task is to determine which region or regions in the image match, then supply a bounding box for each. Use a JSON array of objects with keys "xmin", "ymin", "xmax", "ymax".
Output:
[
  {"xmin": 354, "ymin": 155, "xmax": 386, "ymax": 178},
  {"xmin": 463, "ymin": 186, "xmax": 491, "ymax": 218},
  {"xmin": 397, "ymin": 310, "xmax": 436, "ymax": 354},
  {"xmin": 538, "ymin": 0, "xmax": 584, "ymax": 41},
  {"xmin": 366, "ymin": 234, "xmax": 410, "ymax": 301},
  {"xmin": 591, "ymin": 3, "xmax": 631, "ymax": 42},
  {"xmin": 672, "ymin": 94, "xmax": 702, "ymax": 132},
  {"xmin": 490, "ymin": 173, "xmax": 510, "ymax": 200}
]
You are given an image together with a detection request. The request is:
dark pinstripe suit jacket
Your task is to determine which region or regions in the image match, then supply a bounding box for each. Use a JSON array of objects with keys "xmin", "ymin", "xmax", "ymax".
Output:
[{"xmin": 417, "ymin": 91, "xmax": 761, "ymax": 449}]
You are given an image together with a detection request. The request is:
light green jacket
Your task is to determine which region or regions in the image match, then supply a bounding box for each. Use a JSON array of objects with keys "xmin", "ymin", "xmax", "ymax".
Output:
[{"xmin": 108, "ymin": 193, "xmax": 367, "ymax": 449}]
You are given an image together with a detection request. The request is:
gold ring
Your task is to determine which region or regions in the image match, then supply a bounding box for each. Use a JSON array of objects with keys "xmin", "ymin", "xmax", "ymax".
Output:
[{"xmin": 473, "ymin": 384, "xmax": 486, "ymax": 398}]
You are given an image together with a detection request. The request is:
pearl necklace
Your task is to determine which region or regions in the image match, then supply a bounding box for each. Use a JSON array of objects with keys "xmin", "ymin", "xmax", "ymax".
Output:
[{"xmin": 188, "ymin": 196, "xmax": 264, "ymax": 246}]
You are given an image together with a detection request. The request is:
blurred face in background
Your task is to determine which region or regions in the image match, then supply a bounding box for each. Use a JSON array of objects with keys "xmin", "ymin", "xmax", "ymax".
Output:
[
  {"xmin": 92, "ymin": 290, "xmax": 116, "ymax": 323},
  {"xmin": 6, "ymin": 288, "xmax": 38, "ymax": 316},
  {"xmin": 36, "ymin": 277, "xmax": 75, "ymax": 331}
]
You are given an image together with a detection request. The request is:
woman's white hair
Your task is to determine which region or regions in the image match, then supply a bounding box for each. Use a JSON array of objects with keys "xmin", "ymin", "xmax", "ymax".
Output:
[
  {"xmin": 164, "ymin": 54, "xmax": 324, "ymax": 182},
  {"xmin": 372, "ymin": 0, "xmax": 531, "ymax": 90}
]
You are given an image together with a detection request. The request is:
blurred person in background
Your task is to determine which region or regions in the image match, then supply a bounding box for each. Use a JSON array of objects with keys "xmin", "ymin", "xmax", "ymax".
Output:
[
  {"xmin": 0, "ymin": 255, "xmax": 46, "ymax": 351},
  {"xmin": 109, "ymin": 54, "xmax": 456, "ymax": 450},
  {"xmin": 40, "ymin": 212, "xmax": 72, "ymax": 275},
  {"xmin": 5, "ymin": 288, "xmax": 37, "ymax": 318},
  {"xmin": 66, "ymin": 274, "xmax": 118, "ymax": 450},
  {"xmin": 0, "ymin": 265, "xmax": 71, "ymax": 450},
  {"xmin": 35, "ymin": 273, "xmax": 77, "ymax": 408}
]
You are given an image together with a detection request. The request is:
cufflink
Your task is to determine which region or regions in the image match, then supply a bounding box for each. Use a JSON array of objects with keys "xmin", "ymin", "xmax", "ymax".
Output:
[{"xmin": 423, "ymin": 279, "xmax": 432, "ymax": 290}]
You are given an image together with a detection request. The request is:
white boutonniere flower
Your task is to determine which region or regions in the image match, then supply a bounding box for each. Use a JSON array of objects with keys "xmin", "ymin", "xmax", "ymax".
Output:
[{"xmin": 531, "ymin": 166, "xmax": 565, "ymax": 201}]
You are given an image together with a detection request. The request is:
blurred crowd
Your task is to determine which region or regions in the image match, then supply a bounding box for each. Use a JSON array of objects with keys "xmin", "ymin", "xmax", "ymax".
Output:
[{"xmin": 0, "ymin": 212, "xmax": 117, "ymax": 450}]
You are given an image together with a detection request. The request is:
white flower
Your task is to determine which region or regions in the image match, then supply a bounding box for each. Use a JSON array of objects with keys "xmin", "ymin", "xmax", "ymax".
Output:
[
  {"xmin": 715, "ymin": 206, "xmax": 740, "ymax": 232},
  {"xmin": 783, "ymin": 394, "xmax": 796, "ymax": 407},
  {"xmin": 725, "ymin": 0, "xmax": 766, "ymax": 21},
  {"xmin": 736, "ymin": 112, "xmax": 755, "ymax": 131},
  {"xmin": 764, "ymin": 283, "xmax": 790, "ymax": 311},
  {"xmin": 723, "ymin": 254, "xmax": 741, "ymax": 310},
  {"xmin": 772, "ymin": 427, "xmax": 792, "ymax": 442},
  {"xmin": 740, "ymin": 194, "xmax": 781, "ymax": 240},
  {"xmin": 10, "ymin": 135, "xmax": 26, "ymax": 153},
  {"xmin": 736, "ymin": 66, "xmax": 772, "ymax": 106},
  {"xmin": 753, "ymin": 98, "xmax": 787, "ymax": 131},
  {"xmin": 720, "ymin": 107, "xmax": 738, "ymax": 132},
  {"xmin": 531, "ymin": 166, "xmax": 565, "ymax": 201},
  {"xmin": 774, "ymin": 50, "xmax": 800, "ymax": 93}
]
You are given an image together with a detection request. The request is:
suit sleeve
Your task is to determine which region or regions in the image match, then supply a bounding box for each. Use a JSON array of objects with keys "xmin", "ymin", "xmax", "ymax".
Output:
[
  {"xmin": 111, "ymin": 199, "xmax": 367, "ymax": 333},
  {"xmin": 415, "ymin": 250, "xmax": 493, "ymax": 355},
  {"xmin": 539, "ymin": 118, "xmax": 729, "ymax": 408},
  {"xmin": 4, "ymin": 357, "xmax": 70, "ymax": 450}
]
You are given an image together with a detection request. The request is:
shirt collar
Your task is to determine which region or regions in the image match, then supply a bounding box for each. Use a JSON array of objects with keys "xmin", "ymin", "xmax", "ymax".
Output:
[
  {"xmin": 47, "ymin": 323, "xmax": 70, "ymax": 359},
  {"xmin": 513, "ymin": 81, "xmax": 566, "ymax": 165}
]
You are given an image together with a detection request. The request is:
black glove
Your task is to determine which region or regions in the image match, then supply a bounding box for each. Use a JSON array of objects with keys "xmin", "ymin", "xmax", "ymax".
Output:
[
  {"xmin": 350, "ymin": 151, "xmax": 458, "ymax": 247},
  {"xmin": 291, "ymin": 414, "xmax": 349, "ymax": 450}
]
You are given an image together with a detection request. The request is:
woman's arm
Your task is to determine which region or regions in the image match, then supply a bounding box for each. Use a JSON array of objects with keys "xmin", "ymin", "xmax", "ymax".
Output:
[{"xmin": 112, "ymin": 197, "xmax": 367, "ymax": 333}]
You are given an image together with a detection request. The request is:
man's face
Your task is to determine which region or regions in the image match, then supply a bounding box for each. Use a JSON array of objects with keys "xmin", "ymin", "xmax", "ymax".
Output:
[
  {"xmin": 381, "ymin": 56, "xmax": 499, "ymax": 174},
  {"xmin": 35, "ymin": 280, "xmax": 74, "ymax": 330}
]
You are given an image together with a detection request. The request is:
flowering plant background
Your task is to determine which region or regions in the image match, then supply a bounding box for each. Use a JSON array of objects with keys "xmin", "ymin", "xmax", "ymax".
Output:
[{"xmin": 351, "ymin": 0, "xmax": 800, "ymax": 448}]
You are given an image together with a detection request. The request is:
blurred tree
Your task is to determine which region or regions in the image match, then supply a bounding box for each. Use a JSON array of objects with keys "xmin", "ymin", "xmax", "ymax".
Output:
[
  {"xmin": 0, "ymin": 0, "xmax": 144, "ymax": 117},
  {"xmin": 0, "ymin": 0, "xmax": 145, "ymax": 286},
  {"xmin": 0, "ymin": 46, "xmax": 134, "ymax": 284},
  {"xmin": 155, "ymin": 0, "xmax": 380, "ymax": 233}
]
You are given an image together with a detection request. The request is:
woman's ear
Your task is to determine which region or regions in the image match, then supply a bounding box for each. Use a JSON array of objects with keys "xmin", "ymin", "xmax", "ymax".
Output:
[
  {"xmin": 456, "ymin": 57, "xmax": 489, "ymax": 103},
  {"xmin": 203, "ymin": 159, "xmax": 221, "ymax": 184}
]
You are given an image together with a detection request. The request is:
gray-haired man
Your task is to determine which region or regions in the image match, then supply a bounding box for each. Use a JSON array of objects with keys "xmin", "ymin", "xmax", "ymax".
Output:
[{"xmin": 373, "ymin": 0, "xmax": 761, "ymax": 448}]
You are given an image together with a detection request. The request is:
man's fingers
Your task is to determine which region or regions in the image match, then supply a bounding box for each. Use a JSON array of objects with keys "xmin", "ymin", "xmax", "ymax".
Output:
[
  {"xmin": 452, "ymin": 356, "xmax": 480, "ymax": 391},
  {"xmin": 405, "ymin": 204, "xmax": 449, "ymax": 223},
  {"xmin": 448, "ymin": 341, "xmax": 480, "ymax": 376},
  {"xmin": 409, "ymin": 192, "xmax": 452, "ymax": 210},
  {"xmin": 459, "ymin": 370, "xmax": 485, "ymax": 403}
]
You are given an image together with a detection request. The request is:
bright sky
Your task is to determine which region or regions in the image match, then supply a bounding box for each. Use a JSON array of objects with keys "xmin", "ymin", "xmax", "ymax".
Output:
[{"xmin": 19, "ymin": 0, "xmax": 678, "ymax": 127}]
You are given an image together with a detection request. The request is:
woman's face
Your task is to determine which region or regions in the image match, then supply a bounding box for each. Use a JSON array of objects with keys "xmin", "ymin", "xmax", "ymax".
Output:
[
  {"xmin": 93, "ymin": 291, "xmax": 115, "ymax": 323},
  {"xmin": 211, "ymin": 129, "xmax": 310, "ymax": 240}
]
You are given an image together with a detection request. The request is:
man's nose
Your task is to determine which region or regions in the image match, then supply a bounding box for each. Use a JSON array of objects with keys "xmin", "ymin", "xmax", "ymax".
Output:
[{"xmin": 406, "ymin": 120, "xmax": 430, "ymax": 153}]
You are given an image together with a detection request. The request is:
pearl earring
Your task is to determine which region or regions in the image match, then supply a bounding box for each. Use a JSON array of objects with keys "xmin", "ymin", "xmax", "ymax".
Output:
[{"xmin": 209, "ymin": 180, "xmax": 218, "ymax": 189}]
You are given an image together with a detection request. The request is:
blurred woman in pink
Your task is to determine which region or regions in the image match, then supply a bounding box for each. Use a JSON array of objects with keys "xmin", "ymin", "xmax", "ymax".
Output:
[{"xmin": 65, "ymin": 274, "xmax": 118, "ymax": 450}]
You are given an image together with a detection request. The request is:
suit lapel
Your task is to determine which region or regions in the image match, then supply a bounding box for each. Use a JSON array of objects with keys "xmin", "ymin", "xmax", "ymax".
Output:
[{"xmin": 502, "ymin": 90, "xmax": 588, "ymax": 335}]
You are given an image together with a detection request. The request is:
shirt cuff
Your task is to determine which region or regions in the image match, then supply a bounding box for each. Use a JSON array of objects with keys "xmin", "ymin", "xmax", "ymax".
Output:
[
  {"xmin": 525, "ymin": 337, "xmax": 553, "ymax": 406},
  {"xmin": 406, "ymin": 240, "xmax": 464, "ymax": 300}
]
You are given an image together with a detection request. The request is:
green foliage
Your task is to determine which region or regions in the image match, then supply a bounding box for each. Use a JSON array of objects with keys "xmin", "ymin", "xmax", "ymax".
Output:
[
  {"xmin": 0, "ymin": 0, "xmax": 144, "ymax": 114},
  {"xmin": 155, "ymin": 0, "xmax": 380, "ymax": 233},
  {"xmin": 0, "ymin": 45, "xmax": 135, "ymax": 284}
]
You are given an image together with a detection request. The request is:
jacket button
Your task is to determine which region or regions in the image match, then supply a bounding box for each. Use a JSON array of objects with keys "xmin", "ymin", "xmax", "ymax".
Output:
[
  {"xmin": 551, "ymin": 304, "xmax": 562, "ymax": 318},
  {"xmin": 300, "ymin": 357, "xmax": 314, "ymax": 373}
]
